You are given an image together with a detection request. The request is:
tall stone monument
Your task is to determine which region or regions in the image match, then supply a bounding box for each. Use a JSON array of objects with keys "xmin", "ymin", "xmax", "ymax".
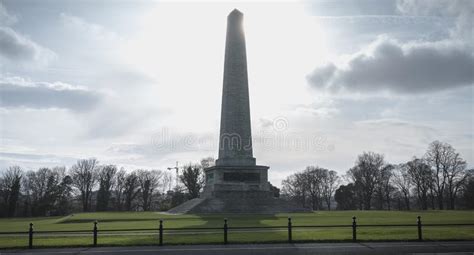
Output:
[
  {"xmin": 168, "ymin": 9, "xmax": 307, "ymax": 213},
  {"xmin": 202, "ymin": 9, "xmax": 271, "ymax": 197}
]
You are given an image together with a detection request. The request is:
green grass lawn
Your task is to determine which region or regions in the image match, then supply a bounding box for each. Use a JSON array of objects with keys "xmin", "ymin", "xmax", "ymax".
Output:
[{"xmin": 0, "ymin": 210, "xmax": 473, "ymax": 248}]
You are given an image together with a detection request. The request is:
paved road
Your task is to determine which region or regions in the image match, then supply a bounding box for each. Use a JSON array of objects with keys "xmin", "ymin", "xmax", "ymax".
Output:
[{"xmin": 1, "ymin": 242, "xmax": 474, "ymax": 255}]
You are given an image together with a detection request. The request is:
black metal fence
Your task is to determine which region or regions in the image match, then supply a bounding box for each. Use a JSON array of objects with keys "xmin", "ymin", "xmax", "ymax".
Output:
[{"xmin": 2, "ymin": 216, "xmax": 473, "ymax": 249}]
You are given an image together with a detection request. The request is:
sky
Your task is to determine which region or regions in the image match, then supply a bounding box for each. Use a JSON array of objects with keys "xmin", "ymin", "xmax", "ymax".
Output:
[{"xmin": 0, "ymin": 0, "xmax": 473, "ymax": 187}]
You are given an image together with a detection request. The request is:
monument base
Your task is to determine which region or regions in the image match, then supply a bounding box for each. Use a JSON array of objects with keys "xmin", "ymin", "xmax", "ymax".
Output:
[
  {"xmin": 201, "ymin": 165, "xmax": 270, "ymax": 198},
  {"xmin": 167, "ymin": 165, "xmax": 310, "ymax": 214}
]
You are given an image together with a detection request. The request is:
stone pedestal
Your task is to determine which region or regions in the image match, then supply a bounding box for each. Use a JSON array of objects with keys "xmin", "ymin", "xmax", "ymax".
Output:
[{"xmin": 202, "ymin": 165, "xmax": 270, "ymax": 198}]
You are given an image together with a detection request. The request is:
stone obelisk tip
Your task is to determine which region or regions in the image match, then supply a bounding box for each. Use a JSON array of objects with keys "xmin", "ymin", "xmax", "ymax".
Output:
[{"xmin": 229, "ymin": 8, "xmax": 242, "ymax": 15}]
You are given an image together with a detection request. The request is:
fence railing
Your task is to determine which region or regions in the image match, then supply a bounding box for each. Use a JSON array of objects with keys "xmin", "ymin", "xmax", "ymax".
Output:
[{"xmin": 1, "ymin": 216, "xmax": 473, "ymax": 249}]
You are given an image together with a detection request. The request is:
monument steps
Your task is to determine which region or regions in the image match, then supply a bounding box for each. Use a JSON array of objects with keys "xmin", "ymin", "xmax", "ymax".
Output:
[
  {"xmin": 168, "ymin": 195, "xmax": 310, "ymax": 214},
  {"xmin": 167, "ymin": 198, "xmax": 205, "ymax": 214}
]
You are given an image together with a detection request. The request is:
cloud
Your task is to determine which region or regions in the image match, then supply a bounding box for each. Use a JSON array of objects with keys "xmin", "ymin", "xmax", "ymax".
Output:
[
  {"xmin": 59, "ymin": 13, "xmax": 120, "ymax": 44},
  {"xmin": 306, "ymin": 0, "xmax": 398, "ymax": 16},
  {"xmin": 0, "ymin": 76, "xmax": 101, "ymax": 111},
  {"xmin": 355, "ymin": 118, "xmax": 436, "ymax": 132},
  {"xmin": 351, "ymin": 118, "xmax": 441, "ymax": 161},
  {"xmin": 0, "ymin": 151, "xmax": 78, "ymax": 170},
  {"xmin": 0, "ymin": 2, "xmax": 55, "ymax": 66},
  {"xmin": 307, "ymin": 37, "xmax": 474, "ymax": 94},
  {"xmin": 397, "ymin": 0, "xmax": 473, "ymax": 40},
  {"xmin": 0, "ymin": 1, "xmax": 17, "ymax": 25},
  {"xmin": 0, "ymin": 27, "xmax": 55, "ymax": 65},
  {"xmin": 308, "ymin": 0, "xmax": 473, "ymax": 95}
]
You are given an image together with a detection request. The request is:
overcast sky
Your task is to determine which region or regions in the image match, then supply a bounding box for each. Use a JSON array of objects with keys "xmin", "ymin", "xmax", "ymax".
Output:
[{"xmin": 0, "ymin": 0, "xmax": 472, "ymax": 186}]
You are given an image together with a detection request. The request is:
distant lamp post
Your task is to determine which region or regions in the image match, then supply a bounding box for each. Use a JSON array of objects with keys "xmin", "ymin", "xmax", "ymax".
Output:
[{"xmin": 167, "ymin": 161, "xmax": 179, "ymax": 190}]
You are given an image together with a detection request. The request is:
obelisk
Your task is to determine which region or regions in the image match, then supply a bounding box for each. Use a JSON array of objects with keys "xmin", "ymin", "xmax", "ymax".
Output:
[
  {"xmin": 216, "ymin": 9, "xmax": 256, "ymax": 167},
  {"xmin": 202, "ymin": 9, "xmax": 270, "ymax": 199},
  {"xmin": 167, "ymin": 9, "xmax": 310, "ymax": 213}
]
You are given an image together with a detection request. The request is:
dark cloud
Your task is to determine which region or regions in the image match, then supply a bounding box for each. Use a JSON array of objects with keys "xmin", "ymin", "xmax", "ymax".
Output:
[
  {"xmin": 308, "ymin": 0, "xmax": 473, "ymax": 95},
  {"xmin": 307, "ymin": 38, "xmax": 474, "ymax": 94},
  {"xmin": 0, "ymin": 27, "xmax": 55, "ymax": 64},
  {"xmin": 0, "ymin": 2, "xmax": 54, "ymax": 65},
  {"xmin": 0, "ymin": 77, "xmax": 101, "ymax": 111},
  {"xmin": 0, "ymin": 27, "xmax": 35, "ymax": 60}
]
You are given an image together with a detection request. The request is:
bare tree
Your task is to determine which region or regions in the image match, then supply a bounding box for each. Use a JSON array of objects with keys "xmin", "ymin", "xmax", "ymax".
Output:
[
  {"xmin": 322, "ymin": 170, "xmax": 340, "ymax": 210},
  {"xmin": 23, "ymin": 167, "xmax": 71, "ymax": 216},
  {"xmin": 113, "ymin": 168, "xmax": 126, "ymax": 211},
  {"xmin": 304, "ymin": 166, "xmax": 325, "ymax": 210},
  {"xmin": 393, "ymin": 164, "xmax": 412, "ymax": 210},
  {"xmin": 375, "ymin": 164, "xmax": 394, "ymax": 210},
  {"xmin": 445, "ymin": 151, "xmax": 468, "ymax": 209},
  {"xmin": 347, "ymin": 152, "xmax": 387, "ymax": 210},
  {"xmin": 425, "ymin": 141, "xmax": 447, "ymax": 209},
  {"xmin": 137, "ymin": 170, "xmax": 163, "ymax": 211},
  {"xmin": 25, "ymin": 168, "xmax": 54, "ymax": 216},
  {"xmin": 462, "ymin": 170, "xmax": 474, "ymax": 208},
  {"xmin": 24, "ymin": 169, "xmax": 48, "ymax": 215},
  {"xmin": 96, "ymin": 165, "xmax": 117, "ymax": 211},
  {"xmin": 281, "ymin": 172, "xmax": 308, "ymax": 208},
  {"xmin": 70, "ymin": 159, "xmax": 98, "ymax": 212},
  {"xmin": 425, "ymin": 141, "xmax": 466, "ymax": 209},
  {"xmin": 123, "ymin": 171, "xmax": 140, "ymax": 211},
  {"xmin": 0, "ymin": 166, "xmax": 22, "ymax": 217},
  {"xmin": 55, "ymin": 167, "xmax": 73, "ymax": 215},
  {"xmin": 281, "ymin": 167, "xmax": 339, "ymax": 211},
  {"xmin": 161, "ymin": 172, "xmax": 173, "ymax": 193}
]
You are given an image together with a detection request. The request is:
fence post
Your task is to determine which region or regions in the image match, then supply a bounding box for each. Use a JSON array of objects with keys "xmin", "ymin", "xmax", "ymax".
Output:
[
  {"xmin": 288, "ymin": 217, "xmax": 293, "ymax": 243},
  {"xmin": 93, "ymin": 220, "xmax": 98, "ymax": 246},
  {"xmin": 159, "ymin": 219, "xmax": 163, "ymax": 246},
  {"xmin": 28, "ymin": 223, "xmax": 33, "ymax": 249},
  {"xmin": 224, "ymin": 218, "xmax": 228, "ymax": 245},
  {"xmin": 417, "ymin": 216, "xmax": 422, "ymax": 241},
  {"xmin": 352, "ymin": 216, "xmax": 357, "ymax": 242}
]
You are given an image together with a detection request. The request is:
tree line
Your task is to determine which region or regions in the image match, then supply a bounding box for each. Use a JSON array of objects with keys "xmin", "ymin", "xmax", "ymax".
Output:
[
  {"xmin": 281, "ymin": 140, "xmax": 473, "ymax": 210},
  {"xmin": 0, "ymin": 158, "xmax": 210, "ymax": 217},
  {"xmin": 1, "ymin": 140, "xmax": 472, "ymax": 217}
]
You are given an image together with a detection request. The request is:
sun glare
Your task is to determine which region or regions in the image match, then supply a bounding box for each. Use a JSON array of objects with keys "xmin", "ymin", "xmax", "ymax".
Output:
[{"xmin": 118, "ymin": 2, "xmax": 329, "ymax": 133}]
